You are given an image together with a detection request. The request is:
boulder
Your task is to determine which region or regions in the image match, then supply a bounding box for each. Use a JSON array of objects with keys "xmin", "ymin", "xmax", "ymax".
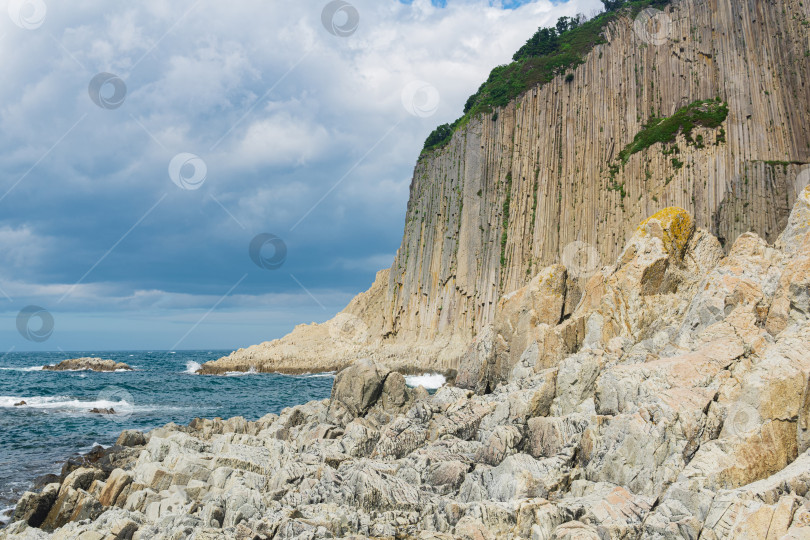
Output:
[
  {"xmin": 456, "ymin": 266, "xmax": 570, "ymax": 393},
  {"xmin": 526, "ymin": 416, "xmax": 588, "ymax": 459},
  {"xmin": 476, "ymin": 425, "xmax": 522, "ymax": 466},
  {"xmin": 98, "ymin": 469, "xmax": 133, "ymax": 506},
  {"xmin": 41, "ymin": 486, "xmax": 103, "ymax": 530},
  {"xmin": 10, "ymin": 483, "xmax": 60, "ymax": 527},
  {"xmin": 60, "ymin": 468, "xmax": 104, "ymax": 496},
  {"xmin": 116, "ymin": 430, "xmax": 147, "ymax": 447},
  {"xmin": 455, "ymin": 325, "xmax": 499, "ymax": 394},
  {"xmin": 377, "ymin": 371, "xmax": 411, "ymax": 411},
  {"xmin": 326, "ymin": 359, "xmax": 390, "ymax": 425},
  {"xmin": 494, "ymin": 265, "xmax": 569, "ymax": 374}
]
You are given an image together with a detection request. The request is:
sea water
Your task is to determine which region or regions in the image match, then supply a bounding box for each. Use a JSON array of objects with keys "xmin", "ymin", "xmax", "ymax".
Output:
[{"xmin": 0, "ymin": 350, "xmax": 335, "ymax": 519}]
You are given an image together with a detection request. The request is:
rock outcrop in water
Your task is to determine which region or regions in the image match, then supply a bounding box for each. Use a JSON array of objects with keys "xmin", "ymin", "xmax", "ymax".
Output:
[
  {"xmin": 43, "ymin": 358, "xmax": 132, "ymax": 373},
  {"xmin": 201, "ymin": 0, "xmax": 810, "ymax": 376},
  {"xmin": 5, "ymin": 188, "xmax": 810, "ymax": 539}
]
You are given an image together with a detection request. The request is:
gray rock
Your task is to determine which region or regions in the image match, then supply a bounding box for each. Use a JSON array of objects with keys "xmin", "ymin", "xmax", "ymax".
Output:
[
  {"xmin": 116, "ymin": 430, "xmax": 147, "ymax": 447},
  {"xmin": 326, "ymin": 359, "xmax": 390, "ymax": 425},
  {"xmin": 10, "ymin": 483, "xmax": 60, "ymax": 528}
]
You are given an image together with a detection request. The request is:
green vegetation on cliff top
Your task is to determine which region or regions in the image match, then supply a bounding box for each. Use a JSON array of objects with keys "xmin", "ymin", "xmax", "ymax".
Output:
[{"xmin": 421, "ymin": 0, "xmax": 671, "ymax": 154}]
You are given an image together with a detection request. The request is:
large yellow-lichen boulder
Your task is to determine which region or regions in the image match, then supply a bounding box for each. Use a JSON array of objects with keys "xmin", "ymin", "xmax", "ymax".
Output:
[{"xmin": 636, "ymin": 207, "xmax": 695, "ymax": 258}]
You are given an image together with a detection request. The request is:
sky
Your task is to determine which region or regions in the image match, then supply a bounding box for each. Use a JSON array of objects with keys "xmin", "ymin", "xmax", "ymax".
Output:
[{"xmin": 0, "ymin": 0, "xmax": 604, "ymax": 352}]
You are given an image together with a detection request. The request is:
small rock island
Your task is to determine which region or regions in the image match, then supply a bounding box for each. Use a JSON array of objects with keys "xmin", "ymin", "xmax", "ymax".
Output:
[{"xmin": 43, "ymin": 358, "xmax": 132, "ymax": 372}]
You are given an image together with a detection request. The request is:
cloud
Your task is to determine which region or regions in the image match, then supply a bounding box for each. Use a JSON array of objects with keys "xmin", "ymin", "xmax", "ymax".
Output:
[
  {"xmin": 0, "ymin": 225, "xmax": 52, "ymax": 271},
  {"xmin": 231, "ymin": 111, "xmax": 332, "ymax": 168},
  {"xmin": 0, "ymin": 0, "xmax": 604, "ymax": 349}
]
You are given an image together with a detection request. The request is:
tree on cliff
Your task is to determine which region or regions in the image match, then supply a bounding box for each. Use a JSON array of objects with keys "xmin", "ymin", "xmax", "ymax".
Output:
[{"xmin": 602, "ymin": 0, "xmax": 626, "ymax": 10}]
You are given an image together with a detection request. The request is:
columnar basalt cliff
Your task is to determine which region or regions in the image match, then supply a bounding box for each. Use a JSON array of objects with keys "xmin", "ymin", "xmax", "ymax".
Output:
[
  {"xmin": 201, "ymin": 0, "xmax": 810, "ymax": 376},
  {"xmin": 7, "ymin": 190, "xmax": 810, "ymax": 539}
]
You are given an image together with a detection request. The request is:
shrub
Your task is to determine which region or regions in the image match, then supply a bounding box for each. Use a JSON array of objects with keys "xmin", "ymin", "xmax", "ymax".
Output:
[{"xmin": 618, "ymin": 99, "xmax": 729, "ymax": 163}]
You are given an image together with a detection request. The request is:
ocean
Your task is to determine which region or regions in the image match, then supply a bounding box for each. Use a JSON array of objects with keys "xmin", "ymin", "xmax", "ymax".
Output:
[{"xmin": 0, "ymin": 350, "xmax": 336, "ymax": 521}]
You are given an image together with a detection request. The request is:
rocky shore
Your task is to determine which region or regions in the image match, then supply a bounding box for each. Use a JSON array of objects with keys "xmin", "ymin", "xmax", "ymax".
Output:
[
  {"xmin": 42, "ymin": 358, "xmax": 132, "ymax": 373},
  {"xmin": 3, "ymin": 189, "xmax": 810, "ymax": 539}
]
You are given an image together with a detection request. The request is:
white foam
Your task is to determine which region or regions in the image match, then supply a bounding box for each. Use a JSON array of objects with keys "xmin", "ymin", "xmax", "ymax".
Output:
[
  {"xmin": 0, "ymin": 366, "xmax": 44, "ymax": 372},
  {"xmin": 87, "ymin": 441, "xmax": 111, "ymax": 451},
  {"xmin": 294, "ymin": 372, "xmax": 336, "ymax": 379},
  {"xmin": 184, "ymin": 361, "xmax": 202, "ymax": 374},
  {"xmin": 33, "ymin": 366, "xmax": 133, "ymax": 373},
  {"xmin": 0, "ymin": 395, "xmax": 150, "ymax": 414},
  {"xmin": 224, "ymin": 367, "xmax": 258, "ymax": 377},
  {"xmin": 405, "ymin": 373, "xmax": 446, "ymax": 390}
]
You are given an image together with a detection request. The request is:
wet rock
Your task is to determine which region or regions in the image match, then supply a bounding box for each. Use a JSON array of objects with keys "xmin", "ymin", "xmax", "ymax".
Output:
[{"xmin": 43, "ymin": 357, "xmax": 132, "ymax": 372}]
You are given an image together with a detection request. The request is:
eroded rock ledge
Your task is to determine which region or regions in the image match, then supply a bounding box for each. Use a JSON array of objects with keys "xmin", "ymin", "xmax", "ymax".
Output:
[
  {"xmin": 43, "ymin": 358, "xmax": 132, "ymax": 373},
  {"xmin": 4, "ymin": 190, "xmax": 810, "ymax": 539}
]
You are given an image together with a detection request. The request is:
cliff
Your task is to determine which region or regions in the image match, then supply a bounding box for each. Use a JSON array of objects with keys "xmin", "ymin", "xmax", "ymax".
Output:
[
  {"xmin": 9, "ymin": 190, "xmax": 810, "ymax": 538},
  {"xmin": 201, "ymin": 0, "xmax": 810, "ymax": 375}
]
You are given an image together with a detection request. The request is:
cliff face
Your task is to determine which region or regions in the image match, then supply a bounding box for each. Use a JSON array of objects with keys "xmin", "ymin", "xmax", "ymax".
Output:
[
  {"xmin": 201, "ymin": 0, "xmax": 810, "ymax": 374},
  {"xmin": 15, "ymin": 190, "xmax": 810, "ymax": 539},
  {"xmin": 384, "ymin": 0, "xmax": 810, "ymax": 343}
]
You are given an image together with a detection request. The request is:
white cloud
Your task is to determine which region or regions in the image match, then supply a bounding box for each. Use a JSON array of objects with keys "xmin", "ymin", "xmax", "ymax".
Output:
[
  {"xmin": 0, "ymin": 225, "xmax": 51, "ymax": 271},
  {"xmin": 232, "ymin": 112, "xmax": 332, "ymax": 168},
  {"xmin": 0, "ymin": 0, "xmax": 606, "ymax": 348}
]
